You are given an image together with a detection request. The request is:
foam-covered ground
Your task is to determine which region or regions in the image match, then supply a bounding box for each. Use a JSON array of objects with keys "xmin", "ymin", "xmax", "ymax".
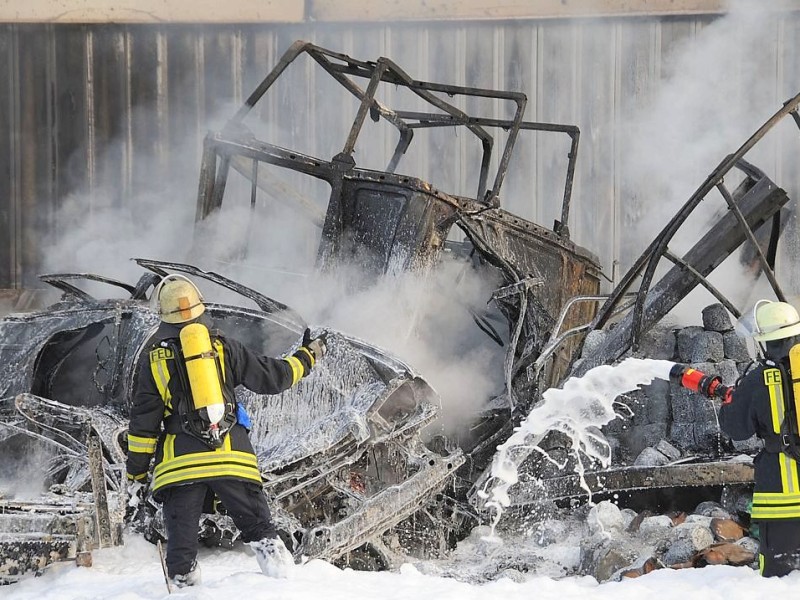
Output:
[{"xmin": 6, "ymin": 533, "xmax": 794, "ymax": 600}]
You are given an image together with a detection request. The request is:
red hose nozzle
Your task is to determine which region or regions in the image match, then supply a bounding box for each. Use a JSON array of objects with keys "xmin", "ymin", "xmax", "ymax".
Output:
[{"xmin": 669, "ymin": 363, "xmax": 732, "ymax": 402}]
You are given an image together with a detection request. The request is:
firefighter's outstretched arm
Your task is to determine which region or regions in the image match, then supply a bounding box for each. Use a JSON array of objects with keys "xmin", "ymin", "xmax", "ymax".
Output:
[{"xmin": 228, "ymin": 330, "xmax": 328, "ymax": 394}]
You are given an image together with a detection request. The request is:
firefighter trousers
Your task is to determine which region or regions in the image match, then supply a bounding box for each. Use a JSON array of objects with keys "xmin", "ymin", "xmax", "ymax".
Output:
[
  {"xmin": 757, "ymin": 520, "xmax": 800, "ymax": 577},
  {"xmin": 161, "ymin": 479, "xmax": 278, "ymax": 578}
]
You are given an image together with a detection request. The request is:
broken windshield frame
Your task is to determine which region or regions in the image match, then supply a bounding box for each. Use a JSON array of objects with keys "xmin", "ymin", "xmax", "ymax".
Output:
[{"xmin": 133, "ymin": 258, "xmax": 307, "ymax": 333}]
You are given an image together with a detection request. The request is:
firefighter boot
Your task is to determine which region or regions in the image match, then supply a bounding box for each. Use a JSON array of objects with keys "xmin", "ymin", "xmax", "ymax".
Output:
[
  {"xmin": 250, "ymin": 536, "xmax": 294, "ymax": 578},
  {"xmin": 170, "ymin": 560, "xmax": 201, "ymax": 588}
]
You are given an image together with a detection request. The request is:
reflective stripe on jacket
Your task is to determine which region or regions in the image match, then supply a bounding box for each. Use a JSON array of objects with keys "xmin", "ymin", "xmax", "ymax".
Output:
[{"xmin": 720, "ymin": 362, "xmax": 800, "ymax": 520}]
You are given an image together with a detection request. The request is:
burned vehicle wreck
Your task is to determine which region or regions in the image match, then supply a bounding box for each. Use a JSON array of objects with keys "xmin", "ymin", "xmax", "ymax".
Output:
[
  {"xmin": 195, "ymin": 39, "xmax": 800, "ymax": 520},
  {"xmin": 0, "ymin": 259, "xmax": 462, "ymax": 581},
  {"xmin": 194, "ymin": 40, "xmax": 602, "ymax": 481}
]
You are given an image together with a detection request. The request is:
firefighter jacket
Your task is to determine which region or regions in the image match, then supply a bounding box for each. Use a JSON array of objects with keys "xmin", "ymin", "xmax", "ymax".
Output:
[
  {"xmin": 719, "ymin": 359, "xmax": 800, "ymax": 521},
  {"xmin": 125, "ymin": 320, "xmax": 315, "ymax": 495}
]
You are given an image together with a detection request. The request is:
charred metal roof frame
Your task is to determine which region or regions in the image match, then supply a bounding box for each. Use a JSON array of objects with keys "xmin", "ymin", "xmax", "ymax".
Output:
[
  {"xmin": 211, "ymin": 39, "xmax": 580, "ymax": 235},
  {"xmin": 38, "ymin": 273, "xmax": 143, "ymax": 301},
  {"xmin": 573, "ymin": 92, "xmax": 800, "ymax": 373},
  {"xmin": 38, "ymin": 259, "xmax": 307, "ymax": 333}
]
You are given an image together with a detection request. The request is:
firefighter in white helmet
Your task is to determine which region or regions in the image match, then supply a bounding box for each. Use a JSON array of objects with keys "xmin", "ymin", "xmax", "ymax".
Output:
[
  {"xmin": 126, "ymin": 274, "xmax": 327, "ymax": 587},
  {"xmin": 719, "ymin": 299, "xmax": 800, "ymax": 576}
]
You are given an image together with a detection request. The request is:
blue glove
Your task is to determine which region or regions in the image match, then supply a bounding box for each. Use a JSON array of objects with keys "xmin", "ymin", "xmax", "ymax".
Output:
[{"xmin": 236, "ymin": 403, "xmax": 252, "ymax": 430}]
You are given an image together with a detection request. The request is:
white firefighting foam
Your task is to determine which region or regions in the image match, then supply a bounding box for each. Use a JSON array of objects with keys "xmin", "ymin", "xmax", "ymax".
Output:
[{"xmin": 483, "ymin": 358, "xmax": 675, "ymax": 535}]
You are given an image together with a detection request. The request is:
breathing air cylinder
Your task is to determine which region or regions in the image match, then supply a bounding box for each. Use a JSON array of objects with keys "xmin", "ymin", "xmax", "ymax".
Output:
[
  {"xmin": 790, "ymin": 345, "xmax": 800, "ymax": 434},
  {"xmin": 180, "ymin": 323, "xmax": 225, "ymax": 442}
]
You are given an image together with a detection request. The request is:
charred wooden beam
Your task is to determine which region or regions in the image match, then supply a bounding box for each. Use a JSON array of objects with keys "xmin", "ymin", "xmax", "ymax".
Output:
[
  {"xmin": 512, "ymin": 460, "xmax": 754, "ymax": 505},
  {"xmin": 577, "ymin": 172, "xmax": 788, "ymax": 374}
]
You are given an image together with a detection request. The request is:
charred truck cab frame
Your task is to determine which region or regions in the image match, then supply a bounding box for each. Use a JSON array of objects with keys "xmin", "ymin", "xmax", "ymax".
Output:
[{"xmin": 194, "ymin": 40, "xmax": 602, "ymax": 423}]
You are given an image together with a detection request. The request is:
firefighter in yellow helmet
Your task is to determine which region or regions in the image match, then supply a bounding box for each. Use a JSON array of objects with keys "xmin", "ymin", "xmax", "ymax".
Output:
[
  {"xmin": 126, "ymin": 274, "xmax": 327, "ymax": 587},
  {"xmin": 719, "ymin": 299, "xmax": 800, "ymax": 576}
]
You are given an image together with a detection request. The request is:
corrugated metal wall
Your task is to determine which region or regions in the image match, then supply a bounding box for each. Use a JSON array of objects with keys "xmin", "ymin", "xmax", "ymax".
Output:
[{"xmin": 2, "ymin": 15, "xmax": 799, "ymax": 289}]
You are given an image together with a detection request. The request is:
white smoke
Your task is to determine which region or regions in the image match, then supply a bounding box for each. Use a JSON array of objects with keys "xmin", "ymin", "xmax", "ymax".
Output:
[
  {"xmin": 38, "ymin": 50, "xmax": 508, "ymax": 432},
  {"xmin": 615, "ymin": 0, "xmax": 800, "ymax": 322},
  {"xmin": 300, "ymin": 256, "xmax": 506, "ymax": 433}
]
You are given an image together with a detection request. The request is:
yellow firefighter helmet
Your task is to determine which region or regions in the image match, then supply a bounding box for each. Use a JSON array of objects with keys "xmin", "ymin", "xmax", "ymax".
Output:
[
  {"xmin": 749, "ymin": 300, "xmax": 800, "ymax": 342},
  {"xmin": 154, "ymin": 275, "xmax": 205, "ymax": 324}
]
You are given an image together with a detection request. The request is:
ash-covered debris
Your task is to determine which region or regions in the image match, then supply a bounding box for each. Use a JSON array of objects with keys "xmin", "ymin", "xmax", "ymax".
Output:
[
  {"xmin": 584, "ymin": 498, "xmax": 758, "ymax": 580},
  {"xmin": 0, "ymin": 488, "xmax": 126, "ymax": 584},
  {"xmin": 414, "ymin": 497, "xmax": 756, "ymax": 583}
]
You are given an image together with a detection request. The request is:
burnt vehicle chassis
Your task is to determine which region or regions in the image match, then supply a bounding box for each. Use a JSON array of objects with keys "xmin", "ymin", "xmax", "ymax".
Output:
[
  {"xmin": 0, "ymin": 259, "xmax": 463, "ymax": 581},
  {"xmin": 195, "ymin": 42, "xmax": 800, "ymax": 515}
]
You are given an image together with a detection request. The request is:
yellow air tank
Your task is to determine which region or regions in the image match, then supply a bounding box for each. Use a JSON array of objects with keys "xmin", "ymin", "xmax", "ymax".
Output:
[
  {"xmin": 790, "ymin": 344, "xmax": 800, "ymax": 434},
  {"xmin": 180, "ymin": 323, "xmax": 225, "ymax": 428}
]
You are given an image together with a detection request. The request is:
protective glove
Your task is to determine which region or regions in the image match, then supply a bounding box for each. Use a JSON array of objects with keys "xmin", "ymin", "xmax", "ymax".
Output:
[
  {"xmin": 302, "ymin": 328, "xmax": 328, "ymax": 362},
  {"xmin": 125, "ymin": 475, "xmax": 151, "ymax": 523},
  {"xmin": 126, "ymin": 476, "xmax": 149, "ymax": 509}
]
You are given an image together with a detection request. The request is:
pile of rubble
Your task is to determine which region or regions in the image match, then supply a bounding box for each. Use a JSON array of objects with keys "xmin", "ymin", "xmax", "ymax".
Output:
[
  {"xmin": 578, "ymin": 499, "xmax": 757, "ymax": 581},
  {"xmin": 416, "ymin": 496, "xmax": 756, "ymax": 583},
  {"xmin": 601, "ymin": 302, "xmax": 759, "ymax": 466},
  {"xmin": 540, "ymin": 302, "xmax": 762, "ymax": 581}
]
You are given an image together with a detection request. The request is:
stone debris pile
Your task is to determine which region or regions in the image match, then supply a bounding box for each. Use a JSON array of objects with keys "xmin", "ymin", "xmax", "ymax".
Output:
[
  {"xmin": 600, "ymin": 302, "xmax": 759, "ymax": 466},
  {"xmin": 414, "ymin": 497, "xmax": 757, "ymax": 583},
  {"xmin": 579, "ymin": 499, "xmax": 757, "ymax": 581}
]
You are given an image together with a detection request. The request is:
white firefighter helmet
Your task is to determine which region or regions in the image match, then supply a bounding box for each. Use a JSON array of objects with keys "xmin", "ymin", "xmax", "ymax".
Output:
[
  {"xmin": 735, "ymin": 299, "xmax": 800, "ymax": 342},
  {"xmin": 153, "ymin": 274, "xmax": 205, "ymax": 324}
]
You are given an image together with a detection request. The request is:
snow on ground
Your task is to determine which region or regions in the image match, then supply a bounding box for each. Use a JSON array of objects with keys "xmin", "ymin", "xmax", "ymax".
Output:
[{"xmin": 5, "ymin": 534, "xmax": 799, "ymax": 600}]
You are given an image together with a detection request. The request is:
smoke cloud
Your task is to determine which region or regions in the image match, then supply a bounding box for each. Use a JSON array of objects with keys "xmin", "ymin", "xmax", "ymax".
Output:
[
  {"xmin": 39, "ymin": 54, "xmax": 508, "ymax": 431},
  {"xmin": 615, "ymin": 0, "xmax": 800, "ymax": 322}
]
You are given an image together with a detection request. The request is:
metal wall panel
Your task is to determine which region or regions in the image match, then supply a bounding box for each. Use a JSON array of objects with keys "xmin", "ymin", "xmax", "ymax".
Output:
[
  {"xmin": 778, "ymin": 15, "xmax": 800, "ymax": 293},
  {"xmin": 0, "ymin": 26, "xmax": 16, "ymax": 288},
  {"xmin": 574, "ymin": 20, "xmax": 619, "ymax": 274},
  {"xmin": 2, "ymin": 14, "xmax": 799, "ymax": 290}
]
